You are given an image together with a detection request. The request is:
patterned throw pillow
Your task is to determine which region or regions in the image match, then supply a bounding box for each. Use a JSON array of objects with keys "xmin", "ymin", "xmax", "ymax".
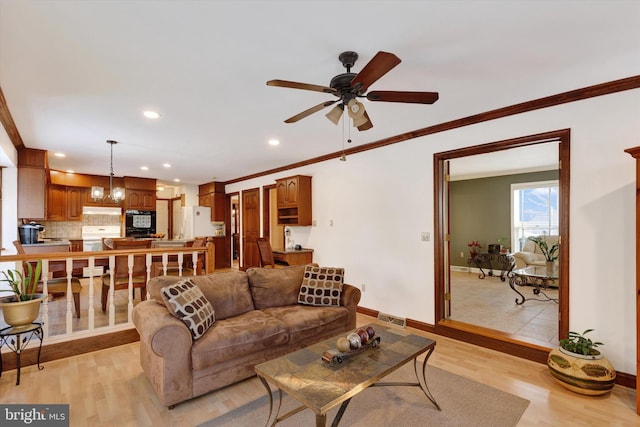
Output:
[
  {"xmin": 161, "ymin": 278, "xmax": 215, "ymax": 340},
  {"xmin": 298, "ymin": 265, "xmax": 344, "ymax": 307}
]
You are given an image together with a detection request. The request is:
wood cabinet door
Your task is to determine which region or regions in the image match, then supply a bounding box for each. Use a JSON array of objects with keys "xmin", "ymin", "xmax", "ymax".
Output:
[
  {"xmin": 126, "ymin": 190, "xmax": 142, "ymax": 210},
  {"xmin": 285, "ymin": 177, "xmax": 299, "ymax": 205},
  {"xmin": 47, "ymin": 185, "xmax": 67, "ymax": 221},
  {"xmin": 126, "ymin": 190, "xmax": 156, "ymax": 210},
  {"xmin": 276, "ymin": 179, "xmax": 288, "ymax": 207},
  {"xmin": 18, "ymin": 167, "xmax": 46, "ymax": 219},
  {"xmin": 66, "ymin": 187, "xmax": 83, "ymax": 220},
  {"xmin": 141, "ymin": 191, "xmax": 156, "ymax": 210}
]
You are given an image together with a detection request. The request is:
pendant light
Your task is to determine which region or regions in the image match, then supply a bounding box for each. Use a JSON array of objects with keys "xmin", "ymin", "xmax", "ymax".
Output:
[{"xmin": 92, "ymin": 140, "xmax": 125, "ymax": 203}]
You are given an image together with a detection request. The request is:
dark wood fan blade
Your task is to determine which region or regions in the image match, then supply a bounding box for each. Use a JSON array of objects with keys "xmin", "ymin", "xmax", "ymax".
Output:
[
  {"xmin": 284, "ymin": 100, "xmax": 337, "ymax": 123},
  {"xmin": 367, "ymin": 91, "xmax": 439, "ymax": 104},
  {"xmin": 350, "ymin": 51, "xmax": 401, "ymax": 93},
  {"xmin": 267, "ymin": 79, "xmax": 337, "ymax": 95},
  {"xmin": 357, "ymin": 111, "xmax": 373, "ymax": 131}
]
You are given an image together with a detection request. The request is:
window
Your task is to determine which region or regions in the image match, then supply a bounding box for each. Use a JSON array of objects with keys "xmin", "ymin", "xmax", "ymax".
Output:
[{"xmin": 511, "ymin": 180, "xmax": 559, "ymax": 251}]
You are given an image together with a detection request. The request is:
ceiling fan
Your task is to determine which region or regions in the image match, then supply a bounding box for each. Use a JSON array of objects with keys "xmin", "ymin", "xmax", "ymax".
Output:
[{"xmin": 267, "ymin": 51, "xmax": 439, "ymax": 131}]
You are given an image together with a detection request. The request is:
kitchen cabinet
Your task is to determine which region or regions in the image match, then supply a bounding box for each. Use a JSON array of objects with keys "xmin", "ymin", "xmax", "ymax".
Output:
[
  {"xmin": 124, "ymin": 177, "xmax": 157, "ymax": 210},
  {"xmin": 66, "ymin": 187, "xmax": 83, "ymax": 220},
  {"xmin": 126, "ymin": 190, "xmax": 156, "ymax": 210},
  {"xmin": 47, "ymin": 185, "xmax": 84, "ymax": 221},
  {"xmin": 275, "ymin": 175, "xmax": 312, "ymax": 226},
  {"xmin": 18, "ymin": 167, "xmax": 47, "ymax": 219},
  {"xmin": 47, "ymin": 185, "xmax": 67, "ymax": 221},
  {"xmin": 198, "ymin": 181, "xmax": 226, "ymax": 221}
]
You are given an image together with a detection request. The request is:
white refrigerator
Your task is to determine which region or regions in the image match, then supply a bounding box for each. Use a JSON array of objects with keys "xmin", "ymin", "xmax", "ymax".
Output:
[{"xmin": 181, "ymin": 206, "xmax": 217, "ymax": 239}]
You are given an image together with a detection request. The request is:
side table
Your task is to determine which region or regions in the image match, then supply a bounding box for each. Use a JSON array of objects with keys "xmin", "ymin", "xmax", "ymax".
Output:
[
  {"xmin": 0, "ymin": 322, "xmax": 44, "ymax": 385},
  {"xmin": 469, "ymin": 252, "xmax": 515, "ymax": 281},
  {"xmin": 509, "ymin": 266, "xmax": 559, "ymax": 305}
]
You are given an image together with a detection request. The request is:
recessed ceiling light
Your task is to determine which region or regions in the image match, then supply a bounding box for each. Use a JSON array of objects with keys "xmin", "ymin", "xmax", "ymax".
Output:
[
  {"xmin": 54, "ymin": 152, "xmax": 66, "ymax": 158},
  {"xmin": 140, "ymin": 166, "xmax": 149, "ymax": 171},
  {"xmin": 163, "ymin": 163, "xmax": 171, "ymax": 168},
  {"xmin": 173, "ymin": 178, "xmax": 180, "ymax": 182},
  {"xmin": 143, "ymin": 110, "xmax": 160, "ymax": 119},
  {"xmin": 268, "ymin": 139, "xmax": 280, "ymax": 146}
]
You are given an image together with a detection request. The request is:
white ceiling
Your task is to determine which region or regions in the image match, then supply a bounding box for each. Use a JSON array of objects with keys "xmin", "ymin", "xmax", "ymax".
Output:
[{"xmin": 1, "ymin": 1, "xmax": 638, "ymax": 186}]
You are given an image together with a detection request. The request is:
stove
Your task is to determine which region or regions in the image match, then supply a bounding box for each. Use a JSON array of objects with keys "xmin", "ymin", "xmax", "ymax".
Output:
[{"xmin": 81, "ymin": 225, "xmax": 122, "ymax": 252}]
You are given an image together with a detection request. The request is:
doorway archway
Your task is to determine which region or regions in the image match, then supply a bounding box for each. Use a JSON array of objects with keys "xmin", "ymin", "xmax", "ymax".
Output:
[{"xmin": 433, "ymin": 129, "xmax": 570, "ymax": 359}]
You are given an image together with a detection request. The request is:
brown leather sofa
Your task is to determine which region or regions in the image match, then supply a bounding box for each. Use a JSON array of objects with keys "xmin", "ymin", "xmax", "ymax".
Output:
[{"xmin": 133, "ymin": 264, "xmax": 361, "ymax": 408}]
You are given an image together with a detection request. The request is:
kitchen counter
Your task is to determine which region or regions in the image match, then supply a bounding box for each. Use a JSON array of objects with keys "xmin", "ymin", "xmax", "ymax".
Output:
[{"xmin": 21, "ymin": 240, "xmax": 72, "ymax": 254}]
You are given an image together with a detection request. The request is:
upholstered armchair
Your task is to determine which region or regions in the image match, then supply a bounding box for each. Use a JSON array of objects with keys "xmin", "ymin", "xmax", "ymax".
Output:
[{"xmin": 512, "ymin": 235, "xmax": 559, "ymax": 269}]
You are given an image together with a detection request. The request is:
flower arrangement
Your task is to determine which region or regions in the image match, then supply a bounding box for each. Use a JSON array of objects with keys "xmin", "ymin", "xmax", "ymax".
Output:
[
  {"xmin": 528, "ymin": 236, "xmax": 559, "ymax": 262},
  {"xmin": 467, "ymin": 240, "xmax": 481, "ymax": 257}
]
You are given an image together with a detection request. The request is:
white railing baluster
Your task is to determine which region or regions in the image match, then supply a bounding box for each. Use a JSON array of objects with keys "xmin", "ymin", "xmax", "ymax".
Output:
[
  {"xmin": 192, "ymin": 251, "xmax": 198, "ymax": 274},
  {"xmin": 66, "ymin": 257, "xmax": 73, "ymax": 332},
  {"xmin": 108, "ymin": 255, "xmax": 116, "ymax": 326},
  {"xmin": 127, "ymin": 254, "xmax": 134, "ymax": 321},
  {"xmin": 88, "ymin": 256, "xmax": 95, "ymax": 330},
  {"xmin": 146, "ymin": 253, "xmax": 152, "ymax": 300},
  {"xmin": 41, "ymin": 260, "xmax": 50, "ymax": 338}
]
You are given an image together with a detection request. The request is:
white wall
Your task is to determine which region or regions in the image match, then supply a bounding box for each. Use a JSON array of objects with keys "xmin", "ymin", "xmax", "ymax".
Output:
[
  {"xmin": 0, "ymin": 124, "xmax": 18, "ymax": 257},
  {"xmin": 227, "ymin": 88, "xmax": 640, "ymax": 375}
]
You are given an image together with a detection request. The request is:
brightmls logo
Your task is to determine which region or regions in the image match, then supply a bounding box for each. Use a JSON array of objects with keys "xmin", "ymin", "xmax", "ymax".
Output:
[{"xmin": 0, "ymin": 405, "xmax": 69, "ymax": 426}]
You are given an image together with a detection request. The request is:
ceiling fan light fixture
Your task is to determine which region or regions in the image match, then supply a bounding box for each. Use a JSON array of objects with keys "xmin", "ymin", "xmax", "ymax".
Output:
[
  {"xmin": 352, "ymin": 114, "xmax": 369, "ymax": 128},
  {"xmin": 325, "ymin": 104, "xmax": 343, "ymax": 125},
  {"xmin": 347, "ymin": 99, "xmax": 365, "ymax": 119}
]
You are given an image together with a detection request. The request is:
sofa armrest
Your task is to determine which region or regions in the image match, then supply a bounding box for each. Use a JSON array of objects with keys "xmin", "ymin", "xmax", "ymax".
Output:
[
  {"xmin": 133, "ymin": 300, "xmax": 195, "ymax": 407},
  {"xmin": 341, "ymin": 283, "xmax": 361, "ymax": 309},
  {"xmin": 133, "ymin": 300, "xmax": 192, "ymax": 356}
]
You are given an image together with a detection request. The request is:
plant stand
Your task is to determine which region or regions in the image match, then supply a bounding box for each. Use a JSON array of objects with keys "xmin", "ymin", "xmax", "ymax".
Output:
[{"xmin": 0, "ymin": 322, "xmax": 44, "ymax": 385}]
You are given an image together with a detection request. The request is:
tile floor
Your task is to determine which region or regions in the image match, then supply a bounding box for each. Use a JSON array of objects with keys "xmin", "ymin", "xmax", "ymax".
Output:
[{"xmin": 449, "ymin": 269, "xmax": 559, "ymax": 346}]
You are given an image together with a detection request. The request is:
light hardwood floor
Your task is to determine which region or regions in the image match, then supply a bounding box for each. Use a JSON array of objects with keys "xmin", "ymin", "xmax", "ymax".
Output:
[{"xmin": 0, "ymin": 314, "xmax": 636, "ymax": 426}]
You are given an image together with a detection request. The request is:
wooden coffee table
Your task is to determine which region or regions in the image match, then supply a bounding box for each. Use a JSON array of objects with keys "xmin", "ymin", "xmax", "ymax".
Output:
[{"xmin": 255, "ymin": 324, "xmax": 440, "ymax": 426}]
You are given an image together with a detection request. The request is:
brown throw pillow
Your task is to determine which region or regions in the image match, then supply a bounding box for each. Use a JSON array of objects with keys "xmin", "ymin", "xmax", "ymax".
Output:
[
  {"xmin": 298, "ymin": 265, "xmax": 344, "ymax": 307},
  {"xmin": 161, "ymin": 278, "xmax": 215, "ymax": 340}
]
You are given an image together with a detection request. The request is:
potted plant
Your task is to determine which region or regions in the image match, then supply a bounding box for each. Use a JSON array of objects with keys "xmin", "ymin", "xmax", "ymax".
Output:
[
  {"xmin": 547, "ymin": 329, "xmax": 616, "ymax": 395},
  {"xmin": 528, "ymin": 235, "xmax": 558, "ymax": 273},
  {"xmin": 0, "ymin": 260, "xmax": 46, "ymax": 327}
]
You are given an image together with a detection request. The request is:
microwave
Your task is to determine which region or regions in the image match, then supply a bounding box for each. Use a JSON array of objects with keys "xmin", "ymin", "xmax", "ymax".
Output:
[{"xmin": 125, "ymin": 210, "xmax": 156, "ymax": 237}]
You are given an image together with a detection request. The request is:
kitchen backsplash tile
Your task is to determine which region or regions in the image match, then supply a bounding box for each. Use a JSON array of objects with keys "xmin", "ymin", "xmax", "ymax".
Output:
[{"xmin": 41, "ymin": 215, "xmax": 123, "ymax": 238}]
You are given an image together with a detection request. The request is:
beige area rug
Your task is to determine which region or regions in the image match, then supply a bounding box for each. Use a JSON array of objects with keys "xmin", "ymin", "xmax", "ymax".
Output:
[{"xmin": 199, "ymin": 365, "xmax": 529, "ymax": 427}]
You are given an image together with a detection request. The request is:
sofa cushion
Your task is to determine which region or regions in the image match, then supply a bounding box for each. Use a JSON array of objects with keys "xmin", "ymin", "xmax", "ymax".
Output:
[
  {"xmin": 247, "ymin": 265, "xmax": 307, "ymax": 309},
  {"xmin": 517, "ymin": 252, "xmax": 544, "ymax": 265},
  {"xmin": 148, "ymin": 271, "xmax": 255, "ymax": 320},
  {"xmin": 263, "ymin": 305, "xmax": 351, "ymax": 345},
  {"xmin": 191, "ymin": 310, "xmax": 289, "ymax": 370},
  {"xmin": 298, "ymin": 265, "xmax": 344, "ymax": 306},
  {"xmin": 160, "ymin": 278, "xmax": 216, "ymax": 340}
]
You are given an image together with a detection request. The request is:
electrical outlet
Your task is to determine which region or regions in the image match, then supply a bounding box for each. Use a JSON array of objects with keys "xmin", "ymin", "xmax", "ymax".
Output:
[
  {"xmin": 420, "ymin": 232, "xmax": 430, "ymax": 241},
  {"xmin": 361, "ymin": 284, "xmax": 366, "ymax": 292},
  {"xmin": 460, "ymin": 252, "xmax": 465, "ymax": 258}
]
